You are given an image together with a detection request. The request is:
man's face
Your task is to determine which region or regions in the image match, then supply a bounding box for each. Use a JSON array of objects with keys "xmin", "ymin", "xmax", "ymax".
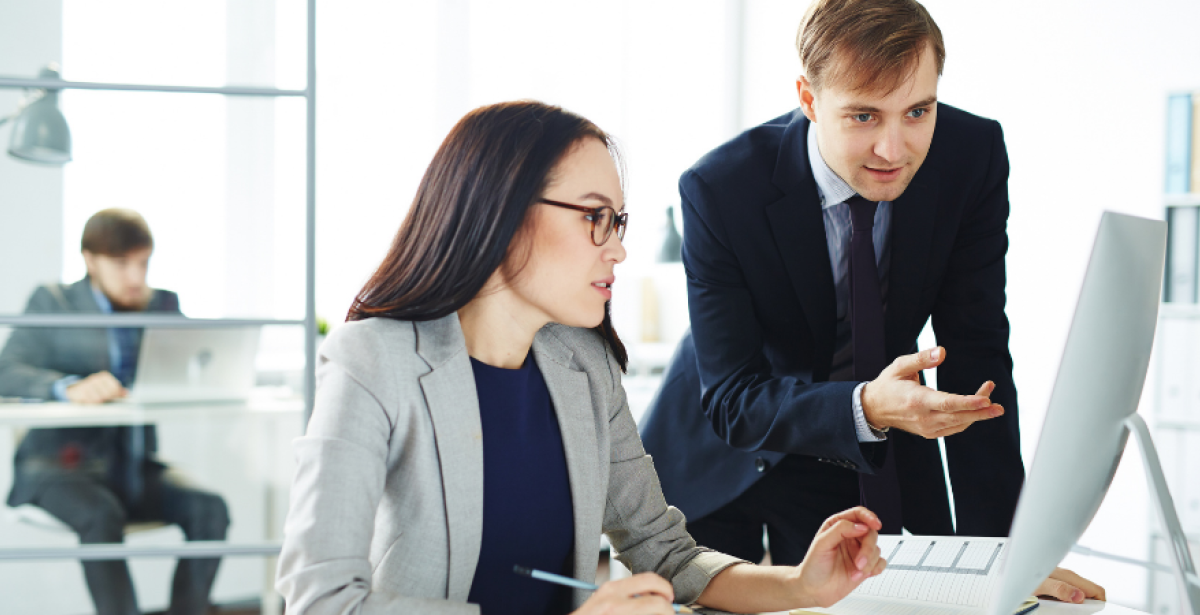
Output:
[
  {"xmin": 798, "ymin": 43, "xmax": 939, "ymax": 202},
  {"xmin": 83, "ymin": 247, "xmax": 152, "ymax": 311}
]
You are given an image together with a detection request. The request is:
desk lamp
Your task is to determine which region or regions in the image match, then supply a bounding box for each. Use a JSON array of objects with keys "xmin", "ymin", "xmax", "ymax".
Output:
[{"xmin": 0, "ymin": 64, "xmax": 72, "ymax": 165}]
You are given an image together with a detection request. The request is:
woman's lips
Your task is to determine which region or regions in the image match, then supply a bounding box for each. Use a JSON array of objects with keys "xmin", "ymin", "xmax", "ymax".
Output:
[{"xmin": 592, "ymin": 281, "xmax": 612, "ymax": 300}]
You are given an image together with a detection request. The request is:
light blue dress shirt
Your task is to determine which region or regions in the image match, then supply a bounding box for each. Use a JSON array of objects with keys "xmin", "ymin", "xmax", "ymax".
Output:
[
  {"xmin": 806, "ymin": 126, "xmax": 891, "ymax": 442},
  {"xmin": 50, "ymin": 285, "xmax": 125, "ymax": 400}
]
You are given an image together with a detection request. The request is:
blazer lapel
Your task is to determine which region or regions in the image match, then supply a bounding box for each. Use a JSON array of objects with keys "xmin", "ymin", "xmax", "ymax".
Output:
[
  {"xmin": 532, "ymin": 329, "xmax": 599, "ymax": 582},
  {"xmin": 415, "ymin": 315, "xmax": 484, "ymax": 601},
  {"xmin": 885, "ymin": 173, "xmax": 939, "ymax": 358},
  {"xmin": 67, "ymin": 278, "xmax": 113, "ymax": 372},
  {"xmin": 766, "ymin": 115, "xmax": 838, "ymax": 379}
]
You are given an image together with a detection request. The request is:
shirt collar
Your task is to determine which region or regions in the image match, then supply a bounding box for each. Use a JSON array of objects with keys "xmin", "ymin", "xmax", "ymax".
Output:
[
  {"xmin": 806, "ymin": 122, "xmax": 857, "ymax": 209},
  {"xmin": 89, "ymin": 282, "xmax": 114, "ymax": 314}
]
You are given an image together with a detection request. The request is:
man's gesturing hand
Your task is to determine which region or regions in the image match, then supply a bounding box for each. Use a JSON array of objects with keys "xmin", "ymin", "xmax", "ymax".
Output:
[{"xmin": 860, "ymin": 347, "xmax": 1003, "ymax": 439}]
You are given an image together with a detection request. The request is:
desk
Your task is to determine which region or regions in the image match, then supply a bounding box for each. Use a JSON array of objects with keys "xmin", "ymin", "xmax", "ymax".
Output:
[
  {"xmin": 696, "ymin": 599, "xmax": 1147, "ymax": 614},
  {"xmin": 0, "ymin": 390, "xmax": 303, "ymax": 428},
  {"xmin": 0, "ymin": 393, "xmax": 303, "ymax": 615}
]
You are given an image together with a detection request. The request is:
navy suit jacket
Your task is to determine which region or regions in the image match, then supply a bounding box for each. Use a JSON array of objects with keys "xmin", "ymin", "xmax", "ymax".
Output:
[{"xmin": 640, "ymin": 104, "xmax": 1024, "ymax": 537}]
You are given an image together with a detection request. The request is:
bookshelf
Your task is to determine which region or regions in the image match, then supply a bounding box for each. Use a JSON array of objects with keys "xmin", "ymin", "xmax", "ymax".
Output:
[{"xmin": 1150, "ymin": 92, "xmax": 1200, "ymax": 615}]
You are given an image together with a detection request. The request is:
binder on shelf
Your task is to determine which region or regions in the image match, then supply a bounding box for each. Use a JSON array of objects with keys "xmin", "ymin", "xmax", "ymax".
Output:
[
  {"xmin": 1194, "ymin": 95, "xmax": 1200, "ymax": 192},
  {"xmin": 1165, "ymin": 205, "xmax": 1199, "ymax": 303},
  {"xmin": 1167, "ymin": 93, "xmax": 1192, "ymax": 194}
]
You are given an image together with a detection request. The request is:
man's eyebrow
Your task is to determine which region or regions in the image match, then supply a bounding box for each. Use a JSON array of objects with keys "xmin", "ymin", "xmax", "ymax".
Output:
[
  {"xmin": 839, "ymin": 96, "xmax": 938, "ymax": 114},
  {"xmin": 908, "ymin": 96, "xmax": 937, "ymax": 109}
]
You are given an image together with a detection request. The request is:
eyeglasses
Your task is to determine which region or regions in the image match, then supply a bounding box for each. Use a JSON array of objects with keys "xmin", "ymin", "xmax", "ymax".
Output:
[{"xmin": 539, "ymin": 198, "xmax": 628, "ymax": 246}]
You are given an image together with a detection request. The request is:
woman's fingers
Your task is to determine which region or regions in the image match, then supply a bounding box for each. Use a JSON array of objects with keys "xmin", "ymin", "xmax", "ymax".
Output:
[
  {"xmin": 1047, "ymin": 567, "xmax": 1106, "ymax": 601},
  {"xmin": 1036, "ymin": 578, "xmax": 1086, "ymax": 604},
  {"xmin": 822, "ymin": 506, "xmax": 883, "ymax": 532},
  {"xmin": 854, "ymin": 526, "xmax": 880, "ymax": 571}
]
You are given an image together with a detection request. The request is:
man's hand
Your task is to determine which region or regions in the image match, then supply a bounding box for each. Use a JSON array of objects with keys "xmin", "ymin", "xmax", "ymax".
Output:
[
  {"xmin": 861, "ymin": 347, "xmax": 1003, "ymax": 438},
  {"xmin": 1035, "ymin": 567, "xmax": 1106, "ymax": 603},
  {"xmin": 792, "ymin": 507, "xmax": 888, "ymax": 608},
  {"xmin": 65, "ymin": 371, "xmax": 128, "ymax": 404}
]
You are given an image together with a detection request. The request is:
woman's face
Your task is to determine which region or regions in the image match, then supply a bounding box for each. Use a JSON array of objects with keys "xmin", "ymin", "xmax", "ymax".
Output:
[{"xmin": 508, "ymin": 137, "xmax": 627, "ymax": 329}]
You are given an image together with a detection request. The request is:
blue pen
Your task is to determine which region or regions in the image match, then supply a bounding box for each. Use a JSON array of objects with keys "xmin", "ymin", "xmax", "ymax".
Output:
[{"xmin": 513, "ymin": 565, "xmax": 694, "ymax": 613}]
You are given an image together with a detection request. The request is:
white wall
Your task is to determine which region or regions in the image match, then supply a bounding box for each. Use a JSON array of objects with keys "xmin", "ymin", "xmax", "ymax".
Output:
[
  {"xmin": 314, "ymin": 1, "xmax": 745, "ymax": 329},
  {"xmin": 0, "ymin": 0, "xmax": 64, "ymax": 316}
]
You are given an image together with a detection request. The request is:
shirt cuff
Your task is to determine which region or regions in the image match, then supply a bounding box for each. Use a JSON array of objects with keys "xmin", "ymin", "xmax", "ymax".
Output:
[
  {"xmin": 853, "ymin": 382, "xmax": 887, "ymax": 442},
  {"xmin": 51, "ymin": 375, "xmax": 81, "ymax": 401}
]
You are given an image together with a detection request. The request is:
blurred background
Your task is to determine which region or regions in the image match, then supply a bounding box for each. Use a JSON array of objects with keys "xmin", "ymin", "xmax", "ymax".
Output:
[{"xmin": 1, "ymin": 0, "xmax": 1198, "ymax": 613}]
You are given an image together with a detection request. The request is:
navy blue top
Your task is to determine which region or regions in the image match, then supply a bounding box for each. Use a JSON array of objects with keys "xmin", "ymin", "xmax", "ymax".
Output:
[{"xmin": 466, "ymin": 355, "xmax": 576, "ymax": 615}]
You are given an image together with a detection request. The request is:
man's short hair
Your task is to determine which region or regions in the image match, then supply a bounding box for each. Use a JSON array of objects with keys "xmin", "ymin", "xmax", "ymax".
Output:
[
  {"xmin": 797, "ymin": 0, "xmax": 945, "ymax": 95},
  {"xmin": 80, "ymin": 208, "xmax": 154, "ymax": 256}
]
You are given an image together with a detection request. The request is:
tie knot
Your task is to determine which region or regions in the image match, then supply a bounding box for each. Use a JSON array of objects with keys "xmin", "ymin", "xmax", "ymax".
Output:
[{"xmin": 847, "ymin": 195, "xmax": 878, "ymax": 233}]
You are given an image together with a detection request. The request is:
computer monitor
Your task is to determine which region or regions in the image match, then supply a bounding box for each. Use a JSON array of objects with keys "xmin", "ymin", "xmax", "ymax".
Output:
[{"xmin": 989, "ymin": 211, "xmax": 1199, "ymax": 614}]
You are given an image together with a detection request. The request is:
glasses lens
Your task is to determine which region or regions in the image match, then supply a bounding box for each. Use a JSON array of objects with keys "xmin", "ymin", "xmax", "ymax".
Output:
[
  {"xmin": 615, "ymin": 213, "xmax": 627, "ymax": 241},
  {"xmin": 593, "ymin": 208, "xmax": 614, "ymax": 245}
]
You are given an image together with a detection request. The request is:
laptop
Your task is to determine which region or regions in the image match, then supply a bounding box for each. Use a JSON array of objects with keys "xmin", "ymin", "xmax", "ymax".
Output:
[{"xmin": 127, "ymin": 327, "xmax": 261, "ymax": 404}]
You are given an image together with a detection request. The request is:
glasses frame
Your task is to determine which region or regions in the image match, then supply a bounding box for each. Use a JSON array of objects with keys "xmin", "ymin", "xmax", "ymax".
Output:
[{"xmin": 539, "ymin": 198, "xmax": 628, "ymax": 246}]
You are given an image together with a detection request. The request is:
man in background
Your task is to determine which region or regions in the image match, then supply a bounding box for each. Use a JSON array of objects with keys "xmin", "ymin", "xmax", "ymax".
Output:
[{"xmin": 0, "ymin": 208, "xmax": 229, "ymax": 615}]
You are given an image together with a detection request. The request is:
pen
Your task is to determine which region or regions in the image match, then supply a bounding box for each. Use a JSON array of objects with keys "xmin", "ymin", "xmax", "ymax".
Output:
[{"xmin": 513, "ymin": 565, "xmax": 694, "ymax": 614}]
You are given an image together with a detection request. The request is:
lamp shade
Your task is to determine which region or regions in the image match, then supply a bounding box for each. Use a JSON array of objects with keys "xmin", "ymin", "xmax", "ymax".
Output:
[{"xmin": 7, "ymin": 66, "xmax": 71, "ymax": 165}]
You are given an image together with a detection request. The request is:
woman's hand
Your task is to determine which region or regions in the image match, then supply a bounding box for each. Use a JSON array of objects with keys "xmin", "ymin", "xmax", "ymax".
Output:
[
  {"xmin": 792, "ymin": 507, "xmax": 887, "ymax": 607},
  {"xmin": 572, "ymin": 572, "xmax": 677, "ymax": 615},
  {"xmin": 1035, "ymin": 567, "xmax": 1106, "ymax": 603}
]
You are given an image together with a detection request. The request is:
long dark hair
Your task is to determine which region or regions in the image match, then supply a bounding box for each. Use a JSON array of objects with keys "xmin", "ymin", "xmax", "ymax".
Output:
[{"xmin": 347, "ymin": 101, "xmax": 628, "ymax": 370}]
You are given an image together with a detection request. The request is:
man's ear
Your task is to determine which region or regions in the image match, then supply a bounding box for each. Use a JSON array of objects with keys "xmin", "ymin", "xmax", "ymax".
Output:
[
  {"xmin": 797, "ymin": 76, "xmax": 818, "ymax": 122},
  {"xmin": 81, "ymin": 250, "xmax": 95, "ymax": 276}
]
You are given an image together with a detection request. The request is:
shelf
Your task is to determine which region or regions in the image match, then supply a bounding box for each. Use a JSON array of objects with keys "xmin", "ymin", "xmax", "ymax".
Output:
[
  {"xmin": 0, "ymin": 76, "xmax": 307, "ymax": 97},
  {"xmin": 1153, "ymin": 419, "xmax": 1200, "ymax": 432},
  {"xmin": 1164, "ymin": 194, "xmax": 1200, "ymax": 207},
  {"xmin": 0, "ymin": 541, "xmax": 280, "ymax": 562},
  {"xmin": 1158, "ymin": 303, "xmax": 1200, "ymax": 319},
  {"xmin": 0, "ymin": 315, "xmax": 305, "ymax": 328}
]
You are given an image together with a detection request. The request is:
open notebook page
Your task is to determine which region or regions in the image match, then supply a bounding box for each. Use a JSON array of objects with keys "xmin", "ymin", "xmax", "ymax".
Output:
[{"xmin": 804, "ymin": 535, "xmax": 1035, "ymax": 615}]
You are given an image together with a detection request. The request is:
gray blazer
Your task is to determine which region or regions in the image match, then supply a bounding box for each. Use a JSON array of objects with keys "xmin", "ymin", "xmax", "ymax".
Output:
[
  {"xmin": 0, "ymin": 277, "xmax": 180, "ymax": 507},
  {"xmin": 0, "ymin": 277, "xmax": 181, "ymax": 399},
  {"xmin": 276, "ymin": 314, "xmax": 744, "ymax": 614}
]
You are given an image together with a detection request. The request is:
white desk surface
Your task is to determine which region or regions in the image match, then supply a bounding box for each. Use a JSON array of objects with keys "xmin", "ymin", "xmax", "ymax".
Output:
[
  {"xmin": 730, "ymin": 599, "xmax": 1145, "ymax": 615},
  {"xmin": 0, "ymin": 390, "xmax": 303, "ymax": 428}
]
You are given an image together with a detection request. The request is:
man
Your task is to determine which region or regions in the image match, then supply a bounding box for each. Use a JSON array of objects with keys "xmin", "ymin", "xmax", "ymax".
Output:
[
  {"xmin": 0, "ymin": 208, "xmax": 229, "ymax": 615},
  {"xmin": 639, "ymin": 0, "xmax": 1102, "ymax": 603}
]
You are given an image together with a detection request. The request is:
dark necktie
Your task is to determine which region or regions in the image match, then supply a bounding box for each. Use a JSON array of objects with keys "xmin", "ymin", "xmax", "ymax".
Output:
[
  {"xmin": 112, "ymin": 327, "xmax": 145, "ymax": 501},
  {"xmin": 848, "ymin": 195, "xmax": 904, "ymax": 534},
  {"xmin": 113, "ymin": 327, "xmax": 140, "ymax": 387}
]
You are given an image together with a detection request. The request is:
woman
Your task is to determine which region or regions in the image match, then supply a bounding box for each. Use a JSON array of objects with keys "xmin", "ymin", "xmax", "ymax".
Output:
[{"xmin": 276, "ymin": 101, "xmax": 888, "ymax": 615}]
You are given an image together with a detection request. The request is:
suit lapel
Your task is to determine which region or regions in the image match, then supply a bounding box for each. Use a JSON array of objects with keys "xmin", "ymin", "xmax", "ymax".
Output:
[
  {"xmin": 415, "ymin": 315, "xmax": 484, "ymax": 601},
  {"xmin": 67, "ymin": 278, "xmax": 113, "ymax": 372},
  {"xmin": 767, "ymin": 116, "xmax": 838, "ymax": 379},
  {"xmin": 532, "ymin": 329, "xmax": 599, "ymax": 582},
  {"xmin": 885, "ymin": 173, "xmax": 939, "ymax": 358}
]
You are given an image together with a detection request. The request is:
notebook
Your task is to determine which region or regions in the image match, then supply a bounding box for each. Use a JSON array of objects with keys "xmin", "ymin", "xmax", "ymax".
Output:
[{"xmin": 796, "ymin": 535, "xmax": 1038, "ymax": 615}]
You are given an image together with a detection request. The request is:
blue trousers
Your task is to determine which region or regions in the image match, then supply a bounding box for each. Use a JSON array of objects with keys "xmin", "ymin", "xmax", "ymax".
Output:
[{"xmin": 25, "ymin": 465, "xmax": 229, "ymax": 615}]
